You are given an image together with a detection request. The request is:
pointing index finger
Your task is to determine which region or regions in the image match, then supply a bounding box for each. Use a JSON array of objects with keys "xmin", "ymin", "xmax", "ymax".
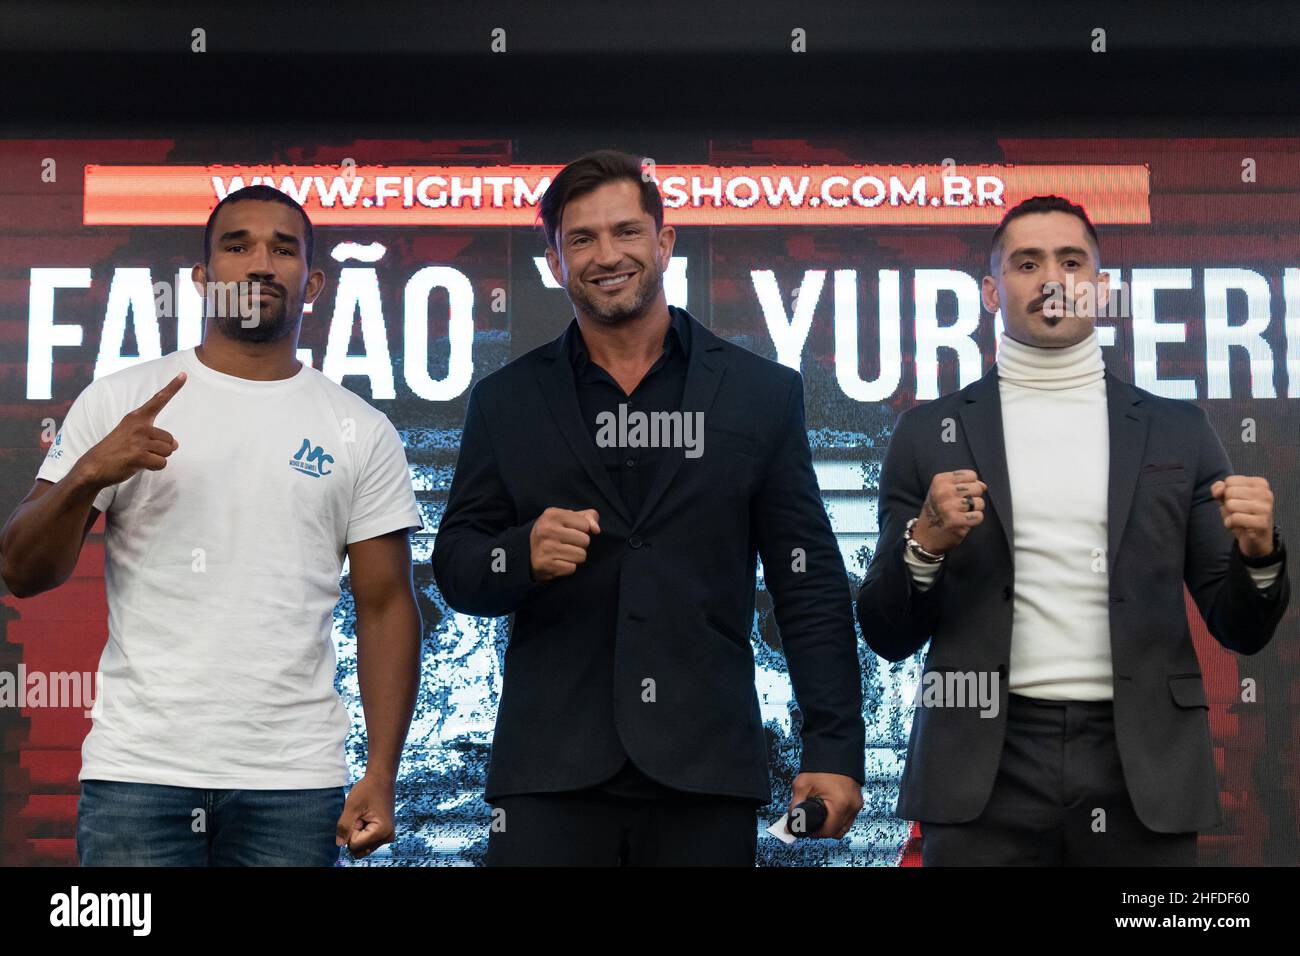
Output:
[{"xmin": 136, "ymin": 372, "xmax": 187, "ymax": 420}]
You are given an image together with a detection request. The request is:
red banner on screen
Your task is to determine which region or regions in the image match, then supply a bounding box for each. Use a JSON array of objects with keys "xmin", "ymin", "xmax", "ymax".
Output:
[{"xmin": 83, "ymin": 163, "xmax": 1151, "ymax": 226}]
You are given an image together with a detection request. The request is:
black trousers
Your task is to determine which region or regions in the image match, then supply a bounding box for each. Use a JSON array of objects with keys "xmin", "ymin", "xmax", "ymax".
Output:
[
  {"xmin": 921, "ymin": 693, "xmax": 1199, "ymax": 866},
  {"xmin": 485, "ymin": 789, "xmax": 759, "ymax": 866}
]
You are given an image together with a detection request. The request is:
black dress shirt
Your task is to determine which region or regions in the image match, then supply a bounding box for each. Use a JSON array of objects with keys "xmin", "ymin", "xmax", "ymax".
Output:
[{"xmin": 568, "ymin": 308, "xmax": 693, "ymax": 800}]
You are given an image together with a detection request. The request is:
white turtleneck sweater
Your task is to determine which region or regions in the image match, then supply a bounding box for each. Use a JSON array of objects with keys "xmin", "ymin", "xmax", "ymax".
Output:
[
  {"xmin": 902, "ymin": 329, "xmax": 1280, "ymax": 701},
  {"xmin": 994, "ymin": 331, "xmax": 1113, "ymax": 698}
]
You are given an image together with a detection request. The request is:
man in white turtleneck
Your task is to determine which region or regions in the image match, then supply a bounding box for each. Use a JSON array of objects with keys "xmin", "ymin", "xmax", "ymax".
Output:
[{"xmin": 856, "ymin": 195, "xmax": 1289, "ymax": 866}]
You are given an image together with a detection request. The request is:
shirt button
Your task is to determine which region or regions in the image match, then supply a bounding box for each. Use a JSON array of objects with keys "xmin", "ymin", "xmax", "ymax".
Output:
[
  {"xmin": 628, "ymin": 536, "xmax": 643, "ymax": 549},
  {"xmin": 625, "ymin": 458, "xmax": 635, "ymax": 468},
  {"xmin": 1002, "ymin": 584, "xmax": 1013, "ymax": 601}
]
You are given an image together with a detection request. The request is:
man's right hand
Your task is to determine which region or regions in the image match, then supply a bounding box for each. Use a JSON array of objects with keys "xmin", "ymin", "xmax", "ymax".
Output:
[
  {"xmin": 71, "ymin": 372, "xmax": 186, "ymax": 490},
  {"xmin": 911, "ymin": 469, "xmax": 986, "ymax": 554},
  {"xmin": 529, "ymin": 507, "xmax": 600, "ymax": 582}
]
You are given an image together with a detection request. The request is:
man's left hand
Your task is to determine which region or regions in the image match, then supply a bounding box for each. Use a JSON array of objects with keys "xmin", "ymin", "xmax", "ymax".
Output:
[{"xmin": 1212, "ymin": 475, "xmax": 1276, "ymax": 558}]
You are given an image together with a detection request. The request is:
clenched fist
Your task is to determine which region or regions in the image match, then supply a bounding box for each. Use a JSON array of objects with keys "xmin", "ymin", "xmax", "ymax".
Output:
[
  {"xmin": 1212, "ymin": 475, "xmax": 1276, "ymax": 558},
  {"xmin": 529, "ymin": 507, "xmax": 600, "ymax": 582},
  {"xmin": 911, "ymin": 469, "xmax": 987, "ymax": 554},
  {"xmin": 71, "ymin": 372, "xmax": 186, "ymax": 490}
]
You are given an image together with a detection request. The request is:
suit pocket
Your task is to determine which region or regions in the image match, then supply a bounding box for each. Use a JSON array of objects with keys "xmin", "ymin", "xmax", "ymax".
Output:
[
  {"xmin": 1138, "ymin": 463, "xmax": 1188, "ymax": 487},
  {"xmin": 703, "ymin": 611, "xmax": 753, "ymax": 655},
  {"xmin": 1168, "ymin": 674, "xmax": 1208, "ymax": 708},
  {"xmin": 702, "ymin": 427, "xmax": 760, "ymax": 460}
]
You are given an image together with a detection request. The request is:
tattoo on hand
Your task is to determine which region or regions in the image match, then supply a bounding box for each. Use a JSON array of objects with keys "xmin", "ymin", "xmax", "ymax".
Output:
[{"xmin": 925, "ymin": 498, "xmax": 944, "ymax": 529}]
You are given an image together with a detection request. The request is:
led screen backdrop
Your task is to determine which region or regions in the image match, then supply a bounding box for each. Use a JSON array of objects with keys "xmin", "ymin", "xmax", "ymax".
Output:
[{"xmin": 0, "ymin": 137, "xmax": 1296, "ymax": 866}]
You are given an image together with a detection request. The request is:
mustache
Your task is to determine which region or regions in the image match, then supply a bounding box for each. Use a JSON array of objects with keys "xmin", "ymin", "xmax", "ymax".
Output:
[
  {"xmin": 1027, "ymin": 291, "xmax": 1051, "ymax": 312},
  {"xmin": 1028, "ymin": 291, "xmax": 1076, "ymax": 315},
  {"xmin": 244, "ymin": 281, "xmax": 286, "ymax": 298}
]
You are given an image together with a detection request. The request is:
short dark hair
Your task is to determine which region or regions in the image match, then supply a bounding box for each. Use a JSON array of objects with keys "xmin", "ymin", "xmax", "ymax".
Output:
[
  {"xmin": 989, "ymin": 195, "xmax": 1099, "ymax": 270},
  {"xmin": 539, "ymin": 149, "xmax": 665, "ymax": 250},
  {"xmin": 203, "ymin": 184, "xmax": 314, "ymax": 266}
]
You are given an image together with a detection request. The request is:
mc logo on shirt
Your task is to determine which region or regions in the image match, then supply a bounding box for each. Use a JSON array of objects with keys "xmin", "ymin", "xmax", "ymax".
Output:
[{"xmin": 290, "ymin": 438, "xmax": 334, "ymax": 477}]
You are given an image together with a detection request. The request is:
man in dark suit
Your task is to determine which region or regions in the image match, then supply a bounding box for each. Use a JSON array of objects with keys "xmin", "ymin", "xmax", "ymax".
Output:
[
  {"xmin": 856, "ymin": 195, "xmax": 1289, "ymax": 866},
  {"xmin": 432, "ymin": 149, "xmax": 865, "ymax": 865}
]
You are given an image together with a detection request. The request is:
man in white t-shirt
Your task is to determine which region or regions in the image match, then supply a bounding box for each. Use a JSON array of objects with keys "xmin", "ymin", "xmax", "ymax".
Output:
[{"xmin": 0, "ymin": 185, "xmax": 424, "ymax": 866}]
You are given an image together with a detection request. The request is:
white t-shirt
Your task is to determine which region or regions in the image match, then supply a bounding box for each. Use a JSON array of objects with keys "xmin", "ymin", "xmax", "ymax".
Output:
[{"xmin": 36, "ymin": 347, "xmax": 423, "ymax": 788}]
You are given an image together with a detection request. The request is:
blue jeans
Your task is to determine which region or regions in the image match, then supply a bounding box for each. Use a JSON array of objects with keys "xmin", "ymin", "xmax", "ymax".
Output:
[{"xmin": 77, "ymin": 779, "xmax": 345, "ymax": 866}]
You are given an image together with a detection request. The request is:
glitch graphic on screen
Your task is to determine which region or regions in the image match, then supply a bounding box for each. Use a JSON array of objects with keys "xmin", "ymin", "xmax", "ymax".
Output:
[{"xmin": 1, "ymin": 137, "xmax": 1296, "ymax": 866}]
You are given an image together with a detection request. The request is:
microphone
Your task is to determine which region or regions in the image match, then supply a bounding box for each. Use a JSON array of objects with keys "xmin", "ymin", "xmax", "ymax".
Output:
[{"xmin": 786, "ymin": 795, "xmax": 827, "ymax": 838}]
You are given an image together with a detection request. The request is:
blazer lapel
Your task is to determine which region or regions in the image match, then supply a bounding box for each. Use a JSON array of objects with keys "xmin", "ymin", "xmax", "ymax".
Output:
[
  {"xmin": 957, "ymin": 368, "xmax": 1014, "ymax": 558},
  {"xmin": 630, "ymin": 310, "xmax": 725, "ymax": 531},
  {"xmin": 536, "ymin": 322, "xmax": 634, "ymax": 527},
  {"xmin": 1105, "ymin": 370, "xmax": 1149, "ymax": 567}
]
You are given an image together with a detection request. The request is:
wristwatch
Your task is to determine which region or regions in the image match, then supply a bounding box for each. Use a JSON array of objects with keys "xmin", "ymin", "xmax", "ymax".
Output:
[
  {"xmin": 1237, "ymin": 526, "xmax": 1285, "ymax": 568},
  {"xmin": 904, "ymin": 517, "xmax": 945, "ymax": 564}
]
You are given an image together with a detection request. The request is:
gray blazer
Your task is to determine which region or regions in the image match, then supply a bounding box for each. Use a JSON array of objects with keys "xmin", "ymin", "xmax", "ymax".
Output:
[{"xmin": 856, "ymin": 366, "xmax": 1289, "ymax": 833}]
